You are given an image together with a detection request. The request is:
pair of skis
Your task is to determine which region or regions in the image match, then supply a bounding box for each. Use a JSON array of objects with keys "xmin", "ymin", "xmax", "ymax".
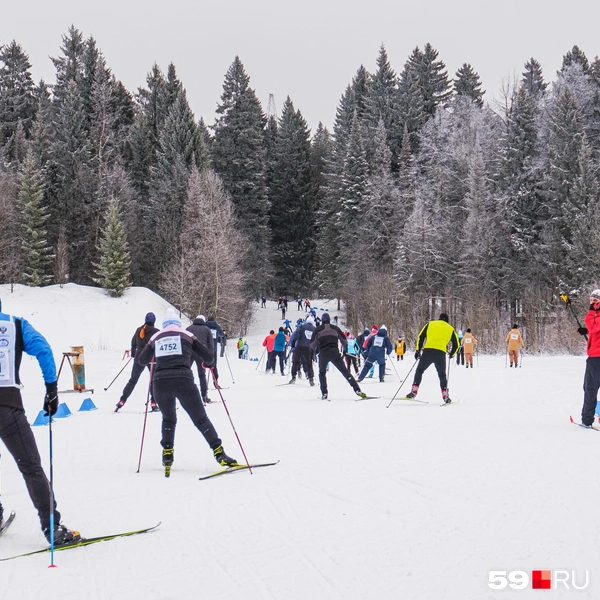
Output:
[{"xmin": 0, "ymin": 516, "xmax": 160, "ymax": 562}]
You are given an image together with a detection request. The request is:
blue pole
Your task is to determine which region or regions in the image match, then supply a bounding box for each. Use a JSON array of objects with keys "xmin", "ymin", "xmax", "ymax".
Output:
[{"xmin": 48, "ymin": 415, "xmax": 56, "ymax": 567}]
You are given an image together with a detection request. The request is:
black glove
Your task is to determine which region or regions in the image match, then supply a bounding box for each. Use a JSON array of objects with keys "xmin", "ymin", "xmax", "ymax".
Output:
[
  {"xmin": 43, "ymin": 381, "xmax": 59, "ymax": 416},
  {"xmin": 414, "ymin": 350, "xmax": 421, "ymax": 360},
  {"xmin": 578, "ymin": 326, "xmax": 589, "ymax": 336}
]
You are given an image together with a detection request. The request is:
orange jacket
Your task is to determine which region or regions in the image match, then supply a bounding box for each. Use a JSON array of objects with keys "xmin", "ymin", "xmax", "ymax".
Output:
[
  {"xmin": 505, "ymin": 328, "xmax": 524, "ymax": 351},
  {"xmin": 461, "ymin": 332, "xmax": 477, "ymax": 354},
  {"xmin": 262, "ymin": 333, "xmax": 276, "ymax": 352}
]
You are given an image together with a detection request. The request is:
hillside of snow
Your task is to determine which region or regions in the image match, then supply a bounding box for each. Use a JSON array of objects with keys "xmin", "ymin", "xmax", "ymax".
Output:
[{"xmin": 0, "ymin": 284, "xmax": 597, "ymax": 599}]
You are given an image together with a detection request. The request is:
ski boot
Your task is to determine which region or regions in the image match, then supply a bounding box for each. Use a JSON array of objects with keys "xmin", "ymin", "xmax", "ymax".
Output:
[
  {"xmin": 44, "ymin": 524, "xmax": 81, "ymax": 546},
  {"xmin": 355, "ymin": 390, "xmax": 367, "ymax": 399},
  {"xmin": 202, "ymin": 395, "xmax": 212, "ymax": 405},
  {"xmin": 213, "ymin": 445, "xmax": 238, "ymax": 467},
  {"xmin": 288, "ymin": 377, "xmax": 296, "ymax": 385},
  {"xmin": 405, "ymin": 384, "xmax": 419, "ymax": 399},
  {"xmin": 162, "ymin": 446, "xmax": 174, "ymax": 477},
  {"xmin": 309, "ymin": 378, "xmax": 315, "ymax": 387},
  {"xmin": 150, "ymin": 401, "xmax": 160, "ymax": 412},
  {"xmin": 114, "ymin": 399, "xmax": 125, "ymax": 412},
  {"xmin": 441, "ymin": 389, "xmax": 452, "ymax": 404},
  {"xmin": 321, "ymin": 393, "xmax": 328, "ymax": 400}
]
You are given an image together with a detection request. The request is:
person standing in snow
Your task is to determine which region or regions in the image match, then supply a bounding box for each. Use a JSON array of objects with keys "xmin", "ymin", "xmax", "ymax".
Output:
[
  {"xmin": 138, "ymin": 310, "xmax": 238, "ymax": 470},
  {"xmin": 186, "ymin": 315, "xmax": 213, "ymax": 404},
  {"xmin": 237, "ymin": 337, "xmax": 244, "ymax": 359},
  {"xmin": 461, "ymin": 328, "xmax": 478, "ymax": 368},
  {"xmin": 272, "ymin": 327, "xmax": 289, "ymax": 375},
  {"xmin": 456, "ymin": 330, "xmax": 465, "ymax": 366},
  {"xmin": 116, "ymin": 312, "xmax": 160, "ymax": 412},
  {"xmin": 576, "ymin": 289, "xmax": 600, "ymax": 428},
  {"xmin": 0, "ymin": 300, "xmax": 79, "ymax": 545},
  {"xmin": 395, "ymin": 337, "xmax": 406, "ymax": 361},
  {"xmin": 262, "ymin": 329, "xmax": 277, "ymax": 373},
  {"xmin": 343, "ymin": 332, "xmax": 361, "ymax": 376},
  {"xmin": 505, "ymin": 324, "xmax": 525, "ymax": 367},
  {"xmin": 357, "ymin": 325, "xmax": 394, "ymax": 383},
  {"xmin": 309, "ymin": 313, "xmax": 366, "ymax": 400},
  {"xmin": 289, "ymin": 316, "xmax": 316, "ymax": 385},
  {"xmin": 205, "ymin": 316, "xmax": 225, "ymax": 383},
  {"xmin": 405, "ymin": 313, "xmax": 459, "ymax": 404}
]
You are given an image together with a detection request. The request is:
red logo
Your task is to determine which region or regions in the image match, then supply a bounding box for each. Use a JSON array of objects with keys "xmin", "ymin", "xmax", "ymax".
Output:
[{"xmin": 532, "ymin": 570, "xmax": 552, "ymax": 590}]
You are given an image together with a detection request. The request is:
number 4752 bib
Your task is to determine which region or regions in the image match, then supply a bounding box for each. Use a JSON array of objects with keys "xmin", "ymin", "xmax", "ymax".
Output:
[{"xmin": 155, "ymin": 335, "xmax": 183, "ymax": 357}]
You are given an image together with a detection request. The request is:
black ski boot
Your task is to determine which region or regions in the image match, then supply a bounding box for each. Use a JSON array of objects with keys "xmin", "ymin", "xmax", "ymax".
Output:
[
  {"xmin": 114, "ymin": 399, "xmax": 125, "ymax": 412},
  {"xmin": 44, "ymin": 524, "xmax": 81, "ymax": 546},
  {"xmin": 213, "ymin": 445, "xmax": 238, "ymax": 467}
]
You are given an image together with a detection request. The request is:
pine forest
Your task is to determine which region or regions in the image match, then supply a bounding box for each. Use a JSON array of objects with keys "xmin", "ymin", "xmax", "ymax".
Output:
[{"xmin": 0, "ymin": 27, "xmax": 599, "ymax": 351}]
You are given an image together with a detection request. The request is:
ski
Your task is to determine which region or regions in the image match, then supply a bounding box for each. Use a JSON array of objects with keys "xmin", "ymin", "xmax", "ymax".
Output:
[
  {"xmin": 355, "ymin": 395, "xmax": 380, "ymax": 401},
  {"xmin": 276, "ymin": 382, "xmax": 295, "ymax": 387},
  {"xmin": 0, "ymin": 522, "xmax": 160, "ymax": 561},
  {"xmin": 395, "ymin": 397, "xmax": 428, "ymax": 404},
  {"xmin": 569, "ymin": 416, "xmax": 600, "ymax": 430},
  {"xmin": 440, "ymin": 401, "xmax": 459, "ymax": 407},
  {"xmin": 199, "ymin": 461, "xmax": 279, "ymax": 481},
  {"xmin": 0, "ymin": 511, "xmax": 16, "ymax": 537}
]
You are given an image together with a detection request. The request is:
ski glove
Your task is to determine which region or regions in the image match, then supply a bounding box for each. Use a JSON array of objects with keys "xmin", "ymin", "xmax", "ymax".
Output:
[
  {"xmin": 578, "ymin": 326, "xmax": 589, "ymax": 336},
  {"xmin": 414, "ymin": 351, "xmax": 421, "ymax": 360},
  {"xmin": 44, "ymin": 381, "xmax": 59, "ymax": 416}
]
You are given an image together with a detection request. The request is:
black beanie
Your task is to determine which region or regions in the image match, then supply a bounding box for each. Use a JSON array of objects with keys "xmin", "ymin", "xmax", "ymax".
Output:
[{"xmin": 439, "ymin": 313, "xmax": 449, "ymax": 323}]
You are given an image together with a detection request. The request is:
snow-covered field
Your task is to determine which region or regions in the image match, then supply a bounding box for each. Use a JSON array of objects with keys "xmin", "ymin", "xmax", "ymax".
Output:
[{"xmin": 0, "ymin": 284, "xmax": 597, "ymax": 599}]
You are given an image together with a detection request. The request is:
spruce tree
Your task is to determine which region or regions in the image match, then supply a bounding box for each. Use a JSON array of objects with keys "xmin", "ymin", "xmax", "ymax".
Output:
[
  {"xmin": 93, "ymin": 195, "xmax": 131, "ymax": 297},
  {"xmin": 18, "ymin": 152, "xmax": 53, "ymax": 286},
  {"xmin": 453, "ymin": 63, "xmax": 485, "ymax": 107}
]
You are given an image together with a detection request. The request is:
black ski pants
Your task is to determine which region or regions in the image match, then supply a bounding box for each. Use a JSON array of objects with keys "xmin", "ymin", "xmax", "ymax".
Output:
[
  {"xmin": 121, "ymin": 361, "xmax": 154, "ymax": 403},
  {"xmin": 193, "ymin": 359, "xmax": 209, "ymax": 399},
  {"xmin": 582, "ymin": 356, "xmax": 600, "ymax": 426},
  {"xmin": 317, "ymin": 347, "xmax": 360, "ymax": 395},
  {"xmin": 413, "ymin": 349, "xmax": 448, "ymax": 389},
  {"xmin": 153, "ymin": 377, "xmax": 221, "ymax": 450},
  {"xmin": 0, "ymin": 405, "xmax": 59, "ymax": 532},
  {"xmin": 291, "ymin": 347, "xmax": 314, "ymax": 380}
]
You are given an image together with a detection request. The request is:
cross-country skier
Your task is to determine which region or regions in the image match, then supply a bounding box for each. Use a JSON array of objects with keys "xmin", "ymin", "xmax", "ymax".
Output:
[
  {"xmin": 462, "ymin": 329, "xmax": 478, "ymax": 368},
  {"xmin": 289, "ymin": 316, "xmax": 316, "ymax": 385},
  {"xmin": 205, "ymin": 316, "xmax": 225, "ymax": 382},
  {"xmin": 505, "ymin": 324, "xmax": 525, "ymax": 367},
  {"xmin": 138, "ymin": 310, "xmax": 237, "ymax": 470},
  {"xmin": 395, "ymin": 337, "xmax": 406, "ymax": 361},
  {"xmin": 357, "ymin": 325, "xmax": 393, "ymax": 382},
  {"xmin": 404, "ymin": 313, "xmax": 459, "ymax": 403},
  {"xmin": 0, "ymin": 299, "xmax": 80, "ymax": 545},
  {"xmin": 309, "ymin": 313, "xmax": 366, "ymax": 400},
  {"xmin": 343, "ymin": 332, "xmax": 361, "ymax": 375},
  {"xmin": 576, "ymin": 289, "xmax": 600, "ymax": 428},
  {"xmin": 116, "ymin": 312, "xmax": 160, "ymax": 412},
  {"xmin": 186, "ymin": 315, "xmax": 213, "ymax": 404}
]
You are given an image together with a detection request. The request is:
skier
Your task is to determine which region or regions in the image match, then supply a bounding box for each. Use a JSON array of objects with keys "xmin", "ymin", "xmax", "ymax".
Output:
[
  {"xmin": 289, "ymin": 316, "xmax": 316, "ymax": 385},
  {"xmin": 404, "ymin": 313, "xmax": 459, "ymax": 403},
  {"xmin": 186, "ymin": 315, "xmax": 213, "ymax": 404},
  {"xmin": 205, "ymin": 316, "xmax": 225, "ymax": 382},
  {"xmin": 241, "ymin": 341, "xmax": 249, "ymax": 360},
  {"xmin": 309, "ymin": 313, "xmax": 366, "ymax": 400},
  {"xmin": 0, "ymin": 300, "xmax": 79, "ymax": 545},
  {"xmin": 358, "ymin": 325, "xmax": 394, "ymax": 382},
  {"xmin": 262, "ymin": 330, "xmax": 277, "ymax": 373},
  {"xmin": 261, "ymin": 296, "xmax": 267, "ymax": 308},
  {"xmin": 138, "ymin": 310, "xmax": 238, "ymax": 469},
  {"xmin": 116, "ymin": 312, "xmax": 160, "ymax": 412},
  {"xmin": 237, "ymin": 337, "xmax": 244, "ymax": 359},
  {"xmin": 343, "ymin": 332, "xmax": 361, "ymax": 376},
  {"xmin": 297, "ymin": 297, "xmax": 303, "ymax": 310},
  {"xmin": 505, "ymin": 324, "xmax": 525, "ymax": 367},
  {"xmin": 456, "ymin": 330, "xmax": 465, "ymax": 366},
  {"xmin": 395, "ymin": 337, "xmax": 406, "ymax": 361},
  {"xmin": 219, "ymin": 330, "xmax": 227, "ymax": 358},
  {"xmin": 576, "ymin": 289, "xmax": 600, "ymax": 428},
  {"xmin": 462, "ymin": 328, "xmax": 478, "ymax": 368},
  {"xmin": 272, "ymin": 327, "xmax": 289, "ymax": 375}
]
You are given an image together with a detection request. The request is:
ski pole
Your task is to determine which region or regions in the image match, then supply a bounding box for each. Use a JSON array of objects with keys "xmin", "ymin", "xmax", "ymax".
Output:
[
  {"xmin": 560, "ymin": 293, "xmax": 588, "ymax": 341},
  {"xmin": 104, "ymin": 356, "xmax": 133, "ymax": 391},
  {"xmin": 255, "ymin": 347, "xmax": 266, "ymax": 371},
  {"xmin": 48, "ymin": 412, "xmax": 56, "ymax": 567},
  {"xmin": 388, "ymin": 355, "xmax": 401, "ymax": 380},
  {"xmin": 387, "ymin": 358, "xmax": 419, "ymax": 408},
  {"xmin": 136, "ymin": 361, "xmax": 154, "ymax": 473},
  {"xmin": 209, "ymin": 368, "xmax": 252, "ymax": 472},
  {"xmin": 223, "ymin": 350, "xmax": 235, "ymax": 384}
]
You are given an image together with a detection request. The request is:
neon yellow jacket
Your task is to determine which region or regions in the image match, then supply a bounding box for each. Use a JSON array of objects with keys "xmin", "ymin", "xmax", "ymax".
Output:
[{"xmin": 416, "ymin": 319, "xmax": 459, "ymax": 357}]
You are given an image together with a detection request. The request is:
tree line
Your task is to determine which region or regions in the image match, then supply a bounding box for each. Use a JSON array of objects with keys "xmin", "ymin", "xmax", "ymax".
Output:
[{"xmin": 0, "ymin": 26, "xmax": 598, "ymax": 349}]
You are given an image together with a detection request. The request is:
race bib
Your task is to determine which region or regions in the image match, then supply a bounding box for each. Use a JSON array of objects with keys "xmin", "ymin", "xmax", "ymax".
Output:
[
  {"xmin": 304, "ymin": 330, "xmax": 313, "ymax": 340},
  {"xmin": 0, "ymin": 319, "xmax": 16, "ymax": 387},
  {"xmin": 155, "ymin": 335, "xmax": 183, "ymax": 357},
  {"xmin": 464, "ymin": 337, "xmax": 472, "ymax": 344},
  {"xmin": 211, "ymin": 329, "xmax": 217, "ymax": 339},
  {"xmin": 373, "ymin": 337, "xmax": 384, "ymax": 347},
  {"xmin": 511, "ymin": 333, "xmax": 518, "ymax": 340}
]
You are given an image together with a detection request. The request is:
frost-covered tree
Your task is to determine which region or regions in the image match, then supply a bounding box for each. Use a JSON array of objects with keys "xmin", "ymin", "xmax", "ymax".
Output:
[
  {"xmin": 93, "ymin": 195, "xmax": 131, "ymax": 297},
  {"xmin": 453, "ymin": 63, "xmax": 485, "ymax": 107},
  {"xmin": 18, "ymin": 153, "xmax": 53, "ymax": 286}
]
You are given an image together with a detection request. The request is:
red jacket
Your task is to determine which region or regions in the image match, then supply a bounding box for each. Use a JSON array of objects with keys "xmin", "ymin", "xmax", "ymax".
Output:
[
  {"xmin": 585, "ymin": 309, "xmax": 600, "ymax": 357},
  {"xmin": 262, "ymin": 333, "xmax": 276, "ymax": 352}
]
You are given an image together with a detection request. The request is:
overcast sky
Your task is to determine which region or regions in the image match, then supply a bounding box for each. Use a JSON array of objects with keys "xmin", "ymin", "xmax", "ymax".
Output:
[{"xmin": 2, "ymin": 1, "xmax": 599, "ymax": 132}]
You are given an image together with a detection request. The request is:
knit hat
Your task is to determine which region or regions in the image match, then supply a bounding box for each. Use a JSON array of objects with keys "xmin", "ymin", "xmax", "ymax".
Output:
[
  {"xmin": 591, "ymin": 289, "xmax": 600, "ymax": 302},
  {"xmin": 145, "ymin": 312, "xmax": 156, "ymax": 325},
  {"xmin": 379, "ymin": 325, "xmax": 387, "ymax": 332},
  {"xmin": 321, "ymin": 312, "xmax": 331, "ymax": 323},
  {"xmin": 305, "ymin": 316, "xmax": 314, "ymax": 325},
  {"xmin": 439, "ymin": 313, "xmax": 449, "ymax": 323},
  {"xmin": 196, "ymin": 314, "xmax": 206, "ymax": 322},
  {"xmin": 163, "ymin": 309, "xmax": 182, "ymax": 328}
]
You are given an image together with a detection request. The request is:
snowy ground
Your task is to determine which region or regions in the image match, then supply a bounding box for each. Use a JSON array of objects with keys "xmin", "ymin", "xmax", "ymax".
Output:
[{"xmin": 0, "ymin": 284, "xmax": 598, "ymax": 599}]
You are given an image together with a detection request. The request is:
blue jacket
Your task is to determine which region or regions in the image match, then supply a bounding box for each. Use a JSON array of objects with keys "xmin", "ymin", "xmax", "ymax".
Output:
[
  {"xmin": 273, "ymin": 331, "xmax": 288, "ymax": 352},
  {"xmin": 291, "ymin": 323, "xmax": 315, "ymax": 350},
  {"xmin": 365, "ymin": 328, "xmax": 393, "ymax": 361}
]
